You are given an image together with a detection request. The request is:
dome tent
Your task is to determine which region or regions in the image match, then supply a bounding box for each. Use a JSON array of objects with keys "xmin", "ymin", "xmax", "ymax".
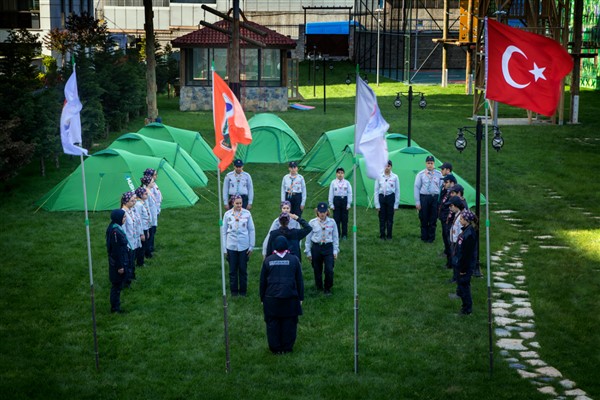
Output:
[
  {"xmin": 109, "ymin": 133, "xmax": 208, "ymax": 188},
  {"xmin": 36, "ymin": 149, "xmax": 198, "ymax": 211},
  {"xmin": 235, "ymin": 113, "xmax": 306, "ymax": 163},
  {"xmin": 137, "ymin": 122, "xmax": 218, "ymax": 172}
]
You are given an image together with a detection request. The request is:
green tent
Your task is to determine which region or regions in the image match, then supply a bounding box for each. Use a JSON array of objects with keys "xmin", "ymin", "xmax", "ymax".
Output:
[
  {"xmin": 109, "ymin": 133, "xmax": 208, "ymax": 188},
  {"xmin": 36, "ymin": 149, "xmax": 199, "ymax": 211},
  {"xmin": 299, "ymin": 126, "xmax": 419, "ymax": 172},
  {"xmin": 235, "ymin": 113, "xmax": 306, "ymax": 163},
  {"xmin": 317, "ymin": 146, "xmax": 484, "ymax": 208},
  {"xmin": 137, "ymin": 122, "xmax": 218, "ymax": 171}
]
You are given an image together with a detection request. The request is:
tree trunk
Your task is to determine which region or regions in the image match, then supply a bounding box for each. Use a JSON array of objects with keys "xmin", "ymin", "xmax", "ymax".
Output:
[
  {"xmin": 143, "ymin": 0, "xmax": 158, "ymax": 121},
  {"xmin": 55, "ymin": 154, "xmax": 60, "ymax": 169},
  {"xmin": 40, "ymin": 156, "xmax": 46, "ymax": 177}
]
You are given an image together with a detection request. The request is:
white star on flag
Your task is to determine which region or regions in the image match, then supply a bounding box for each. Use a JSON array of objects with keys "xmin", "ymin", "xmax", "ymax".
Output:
[{"xmin": 529, "ymin": 63, "xmax": 547, "ymax": 82}]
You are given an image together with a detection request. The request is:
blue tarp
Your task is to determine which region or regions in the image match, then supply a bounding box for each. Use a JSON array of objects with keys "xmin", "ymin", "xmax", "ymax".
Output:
[{"xmin": 306, "ymin": 21, "xmax": 359, "ymax": 35}]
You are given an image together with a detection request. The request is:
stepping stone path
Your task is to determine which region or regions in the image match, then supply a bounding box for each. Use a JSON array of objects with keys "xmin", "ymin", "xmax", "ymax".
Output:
[{"xmin": 491, "ymin": 209, "xmax": 593, "ymax": 399}]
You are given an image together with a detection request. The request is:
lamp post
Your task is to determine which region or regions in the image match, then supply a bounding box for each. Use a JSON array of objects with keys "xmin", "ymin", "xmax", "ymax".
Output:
[
  {"xmin": 393, "ymin": 85, "xmax": 427, "ymax": 147},
  {"xmin": 454, "ymin": 118, "xmax": 504, "ymax": 276},
  {"xmin": 376, "ymin": 7, "xmax": 383, "ymax": 86},
  {"xmin": 307, "ymin": 47, "xmax": 317, "ymax": 83},
  {"xmin": 322, "ymin": 56, "xmax": 333, "ymax": 114},
  {"xmin": 313, "ymin": 51, "xmax": 321, "ymax": 97}
]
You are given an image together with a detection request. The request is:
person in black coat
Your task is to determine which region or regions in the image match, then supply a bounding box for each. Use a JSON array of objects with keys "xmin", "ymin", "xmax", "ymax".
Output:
[
  {"xmin": 265, "ymin": 212, "xmax": 312, "ymax": 261},
  {"xmin": 106, "ymin": 209, "xmax": 130, "ymax": 314},
  {"xmin": 260, "ymin": 236, "xmax": 304, "ymax": 354},
  {"xmin": 453, "ymin": 210, "xmax": 478, "ymax": 315}
]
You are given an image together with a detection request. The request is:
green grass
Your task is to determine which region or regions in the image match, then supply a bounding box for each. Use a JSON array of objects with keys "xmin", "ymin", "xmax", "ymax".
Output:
[{"xmin": 1, "ymin": 61, "xmax": 599, "ymax": 399}]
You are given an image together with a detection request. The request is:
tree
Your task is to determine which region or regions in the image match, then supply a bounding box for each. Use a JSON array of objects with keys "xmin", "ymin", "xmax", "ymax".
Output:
[{"xmin": 143, "ymin": 0, "xmax": 158, "ymax": 121}]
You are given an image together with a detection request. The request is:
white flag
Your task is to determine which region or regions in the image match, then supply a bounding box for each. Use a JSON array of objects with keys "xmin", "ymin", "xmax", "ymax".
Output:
[
  {"xmin": 60, "ymin": 67, "xmax": 88, "ymax": 156},
  {"xmin": 355, "ymin": 76, "xmax": 388, "ymax": 179}
]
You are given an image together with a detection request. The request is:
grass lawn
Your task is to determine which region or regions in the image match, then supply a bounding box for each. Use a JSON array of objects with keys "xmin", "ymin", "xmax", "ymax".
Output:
[{"xmin": 1, "ymin": 62, "xmax": 599, "ymax": 399}]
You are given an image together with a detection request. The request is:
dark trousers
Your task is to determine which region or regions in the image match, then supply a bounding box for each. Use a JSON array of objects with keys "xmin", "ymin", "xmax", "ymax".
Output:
[
  {"xmin": 110, "ymin": 277, "xmax": 124, "ymax": 311},
  {"xmin": 311, "ymin": 242, "xmax": 334, "ymax": 291},
  {"xmin": 126, "ymin": 249, "xmax": 135, "ymax": 285},
  {"xmin": 333, "ymin": 196, "xmax": 349, "ymax": 238},
  {"xmin": 227, "ymin": 249, "xmax": 249, "ymax": 295},
  {"xmin": 378, "ymin": 194, "xmax": 395, "ymax": 239},
  {"xmin": 138, "ymin": 230, "xmax": 149, "ymax": 265},
  {"xmin": 457, "ymin": 273, "xmax": 473, "ymax": 313},
  {"xmin": 148, "ymin": 225, "xmax": 157, "ymax": 253},
  {"xmin": 442, "ymin": 222, "xmax": 452, "ymax": 267},
  {"xmin": 287, "ymin": 192, "xmax": 303, "ymax": 217},
  {"xmin": 265, "ymin": 315, "xmax": 298, "ymax": 353},
  {"xmin": 419, "ymin": 194, "xmax": 439, "ymax": 242}
]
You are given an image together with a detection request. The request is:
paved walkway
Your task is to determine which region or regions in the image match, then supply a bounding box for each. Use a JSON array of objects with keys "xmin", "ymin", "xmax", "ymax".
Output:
[{"xmin": 491, "ymin": 207, "xmax": 593, "ymax": 399}]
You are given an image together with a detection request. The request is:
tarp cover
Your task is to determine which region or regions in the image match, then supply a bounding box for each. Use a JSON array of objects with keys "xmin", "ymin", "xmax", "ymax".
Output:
[
  {"xmin": 109, "ymin": 133, "xmax": 208, "ymax": 188},
  {"xmin": 36, "ymin": 149, "xmax": 199, "ymax": 211},
  {"xmin": 137, "ymin": 123, "xmax": 218, "ymax": 171},
  {"xmin": 235, "ymin": 113, "xmax": 306, "ymax": 164}
]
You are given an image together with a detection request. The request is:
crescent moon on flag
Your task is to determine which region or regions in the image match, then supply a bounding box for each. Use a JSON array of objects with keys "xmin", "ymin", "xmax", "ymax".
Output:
[{"xmin": 501, "ymin": 45, "xmax": 530, "ymax": 89}]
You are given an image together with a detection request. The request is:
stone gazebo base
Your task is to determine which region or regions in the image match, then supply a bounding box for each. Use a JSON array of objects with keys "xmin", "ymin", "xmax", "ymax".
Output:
[{"xmin": 179, "ymin": 86, "xmax": 289, "ymax": 112}]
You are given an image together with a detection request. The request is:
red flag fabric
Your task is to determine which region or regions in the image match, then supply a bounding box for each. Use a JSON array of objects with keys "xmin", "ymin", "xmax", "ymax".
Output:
[
  {"xmin": 486, "ymin": 18, "xmax": 573, "ymax": 117},
  {"xmin": 212, "ymin": 71, "xmax": 252, "ymax": 172}
]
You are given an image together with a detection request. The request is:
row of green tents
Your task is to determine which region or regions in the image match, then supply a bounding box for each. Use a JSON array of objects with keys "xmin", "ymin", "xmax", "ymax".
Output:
[{"xmin": 37, "ymin": 113, "xmax": 482, "ymax": 211}]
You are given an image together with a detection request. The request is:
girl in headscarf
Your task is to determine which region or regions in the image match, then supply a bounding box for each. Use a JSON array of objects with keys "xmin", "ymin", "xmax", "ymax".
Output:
[
  {"xmin": 121, "ymin": 191, "xmax": 139, "ymax": 286},
  {"xmin": 141, "ymin": 175, "xmax": 158, "ymax": 258},
  {"xmin": 106, "ymin": 209, "xmax": 129, "ymax": 313},
  {"xmin": 265, "ymin": 212, "xmax": 312, "ymax": 262},
  {"xmin": 134, "ymin": 187, "xmax": 151, "ymax": 267},
  {"xmin": 261, "ymin": 201, "xmax": 300, "ymax": 258},
  {"xmin": 221, "ymin": 195, "xmax": 255, "ymax": 297},
  {"xmin": 145, "ymin": 168, "xmax": 162, "ymax": 253}
]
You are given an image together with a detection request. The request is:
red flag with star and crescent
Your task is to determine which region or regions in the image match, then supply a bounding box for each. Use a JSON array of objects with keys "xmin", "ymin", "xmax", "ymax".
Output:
[
  {"xmin": 485, "ymin": 18, "xmax": 573, "ymax": 117},
  {"xmin": 212, "ymin": 70, "xmax": 252, "ymax": 172}
]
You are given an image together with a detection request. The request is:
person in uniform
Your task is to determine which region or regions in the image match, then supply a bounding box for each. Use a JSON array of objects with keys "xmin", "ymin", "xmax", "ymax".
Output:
[
  {"xmin": 106, "ymin": 209, "xmax": 129, "ymax": 313},
  {"xmin": 221, "ymin": 195, "xmax": 255, "ymax": 297},
  {"xmin": 328, "ymin": 167, "xmax": 353, "ymax": 240},
  {"xmin": 134, "ymin": 187, "xmax": 151, "ymax": 268},
  {"xmin": 141, "ymin": 175, "xmax": 158, "ymax": 259},
  {"xmin": 439, "ymin": 174, "xmax": 457, "ymax": 269},
  {"xmin": 414, "ymin": 155, "xmax": 443, "ymax": 243},
  {"xmin": 120, "ymin": 191, "xmax": 139, "ymax": 286},
  {"xmin": 453, "ymin": 210, "xmax": 478, "ymax": 315},
  {"xmin": 281, "ymin": 161, "xmax": 306, "ymax": 217},
  {"xmin": 260, "ymin": 236, "xmax": 304, "ymax": 354},
  {"xmin": 266, "ymin": 212, "xmax": 312, "ymax": 261},
  {"xmin": 144, "ymin": 168, "xmax": 162, "ymax": 253},
  {"xmin": 305, "ymin": 202, "xmax": 339, "ymax": 295},
  {"xmin": 223, "ymin": 159, "xmax": 254, "ymax": 210},
  {"xmin": 374, "ymin": 160, "xmax": 400, "ymax": 240},
  {"xmin": 447, "ymin": 195, "xmax": 466, "ymax": 287},
  {"xmin": 261, "ymin": 201, "xmax": 300, "ymax": 258}
]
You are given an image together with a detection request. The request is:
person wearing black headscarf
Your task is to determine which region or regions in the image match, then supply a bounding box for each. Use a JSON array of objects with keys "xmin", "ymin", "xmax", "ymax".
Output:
[
  {"xmin": 106, "ymin": 209, "xmax": 130, "ymax": 313},
  {"xmin": 265, "ymin": 212, "xmax": 312, "ymax": 261},
  {"xmin": 260, "ymin": 236, "xmax": 304, "ymax": 354}
]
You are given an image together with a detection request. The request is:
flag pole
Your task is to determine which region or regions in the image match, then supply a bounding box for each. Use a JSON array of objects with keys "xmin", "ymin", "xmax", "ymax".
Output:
[
  {"xmin": 484, "ymin": 100, "xmax": 494, "ymax": 378},
  {"xmin": 217, "ymin": 167, "xmax": 231, "ymax": 373},
  {"xmin": 352, "ymin": 63, "xmax": 360, "ymax": 374},
  {"xmin": 79, "ymin": 150, "xmax": 99, "ymax": 370}
]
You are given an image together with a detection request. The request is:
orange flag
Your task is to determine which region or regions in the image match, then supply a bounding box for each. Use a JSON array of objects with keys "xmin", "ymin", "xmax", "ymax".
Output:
[{"xmin": 212, "ymin": 70, "xmax": 252, "ymax": 172}]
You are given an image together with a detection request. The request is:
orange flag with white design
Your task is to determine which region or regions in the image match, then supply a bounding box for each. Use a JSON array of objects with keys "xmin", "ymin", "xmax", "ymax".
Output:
[{"xmin": 212, "ymin": 70, "xmax": 252, "ymax": 172}]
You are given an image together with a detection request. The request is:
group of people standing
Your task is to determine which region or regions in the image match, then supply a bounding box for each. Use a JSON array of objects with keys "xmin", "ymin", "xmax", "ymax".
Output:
[{"xmin": 106, "ymin": 168, "xmax": 162, "ymax": 314}]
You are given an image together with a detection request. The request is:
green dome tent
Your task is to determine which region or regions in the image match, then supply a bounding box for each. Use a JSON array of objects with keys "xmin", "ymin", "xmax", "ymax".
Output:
[
  {"xmin": 317, "ymin": 145, "xmax": 484, "ymax": 208},
  {"xmin": 299, "ymin": 125, "xmax": 419, "ymax": 172},
  {"xmin": 137, "ymin": 122, "xmax": 218, "ymax": 171},
  {"xmin": 36, "ymin": 149, "xmax": 199, "ymax": 211},
  {"xmin": 109, "ymin": 133, "xmax": 208, "ymax": 188},
  {"xmin": 235, "ymin": 113, "xmax": 306, "ymax": 163}
]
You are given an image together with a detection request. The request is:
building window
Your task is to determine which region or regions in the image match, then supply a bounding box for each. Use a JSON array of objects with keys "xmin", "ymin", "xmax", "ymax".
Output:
[
  {"xmin": 261, "ymin": 49, "xmax": 281, "ymax": 86},
  {"xmin": 188, "ymin": 48, "xmax": 227, "ymax": 85}
]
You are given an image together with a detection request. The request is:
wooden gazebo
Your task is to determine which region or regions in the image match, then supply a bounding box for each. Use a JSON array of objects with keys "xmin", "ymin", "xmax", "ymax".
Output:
[{"xmin": 172, "ymin": 19, "xmax": 297, "ymax": 112}]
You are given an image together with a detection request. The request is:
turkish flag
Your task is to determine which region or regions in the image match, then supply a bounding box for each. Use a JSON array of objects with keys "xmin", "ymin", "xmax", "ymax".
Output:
[
  {"xmin": 212, "ymin": 71, "xmax": 252, "ymax": 172},
  {"xmin": 486, "ymin": 18, "xmax": 573, "ymax": 117}
]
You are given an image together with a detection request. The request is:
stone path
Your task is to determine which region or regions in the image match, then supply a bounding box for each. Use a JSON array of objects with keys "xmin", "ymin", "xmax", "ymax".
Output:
[{"xmin": 491, "ymin": 208, "xmax": 593, "ymax": 400}]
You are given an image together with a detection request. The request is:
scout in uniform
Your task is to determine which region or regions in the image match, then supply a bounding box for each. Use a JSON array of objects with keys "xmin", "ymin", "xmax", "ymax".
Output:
[
  {"xmin": 374, "ymin": 160, "xmax": 400, "ymax": 240},
  {"xmin": 305, "ymin": 202, "xmax": 339, "ymax": 295},
  {"xmin": 281, "ymin": 161, "xmax": 307, "ymax": 217},
  {"xmin": 223, "ymin": 159, "xmax": 254, "ymax": 210},
  {"xmin": 328, "ymin": 167, "xmax": 353, "ymax": 240},
  {"xmin": 414, "ymin": 155, "xmax": 443, "ymax": 242}
]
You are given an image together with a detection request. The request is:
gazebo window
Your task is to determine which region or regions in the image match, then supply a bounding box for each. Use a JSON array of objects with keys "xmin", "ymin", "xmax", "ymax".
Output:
[
  {"xmin": 188, "ymin": 48, "xmax": 228, "ymax": 85},
  {"xmin": 261, "ymin": 49, "xmax": 280, "ymax": 85}
]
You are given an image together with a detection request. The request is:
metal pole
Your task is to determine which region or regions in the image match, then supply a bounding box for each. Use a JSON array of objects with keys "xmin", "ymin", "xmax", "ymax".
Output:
[
  {"xmin": 217, "ymin": 168, "xmax": 231, "ymax": 373},
  {"xmin": 323, "ymin": 57, "xmax": 326, "ymax": 114},
  {"xmin": 407, "ymin": 86, "xmax": 413, "ymax": 147},
  {"xmin": 484, "ymin": 102, "xmax": 493, "ymax": 377},
  {"xmin": 353, "ymin": 65, "xmax": 360, "ymax": 374},
  {"xmin": 80, "ymin": 152, "xmax": 99, "ymax": 371},
  {"xmin": 313, "ymin": 50, "xmax": 317, "ymax": 97},
  {"xmin": 376, "ymin": 8, "xmax": 381, "ymax": 86},
  {"xmin": 475, "ymin": 118, "xmax": 482, "ymax": 277}
]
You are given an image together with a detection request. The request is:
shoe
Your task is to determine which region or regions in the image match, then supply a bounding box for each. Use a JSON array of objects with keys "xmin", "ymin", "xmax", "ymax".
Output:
[
  {"xmin": 448, "ymin": 293, "xmax": 460, "ymax": 300},
  {"xmin": 324, "ymin": 290, "xmax": 332, "ymax": 296},
  {"xmin": 459, "ymin": 309, "xmax": 472, "ymax": 316},
  {"xmin": 386, "ymin": 236, "xmax": 392, "ymax": 240},
  {"xmin": 239, "ymin": 293, "xmax": 247, "ymax": 297},
  {"xmin": 111, "ymin": 309, "xmax": 127, "ymax": 314},
  {"xmin": 473, "ymin": 271, "xmax": 483, "ymax": 278}
]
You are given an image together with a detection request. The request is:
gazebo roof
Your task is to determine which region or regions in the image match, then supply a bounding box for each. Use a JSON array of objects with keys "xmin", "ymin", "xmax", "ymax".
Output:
[{"xmin": 172, "ymin": 20, "xmax": 297, "ymax": 49}]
